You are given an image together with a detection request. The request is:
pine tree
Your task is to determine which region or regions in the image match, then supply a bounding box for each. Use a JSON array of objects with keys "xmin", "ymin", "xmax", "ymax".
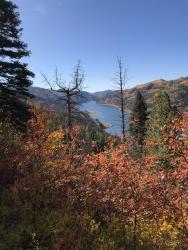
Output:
[
  {"xmin": 146, "ymin": 90, "xmax": 177, "ymax": 168},
  {"xmin": 129, "ymin": 91, "xmax": 147, "ymax": 145},
  {"xmin": 148, "ymin": 90, "xmax": 176, "ymax": 127},
  {"xmin": 0, "ymin": 0, "xmax": 34, "ymax": 131}
]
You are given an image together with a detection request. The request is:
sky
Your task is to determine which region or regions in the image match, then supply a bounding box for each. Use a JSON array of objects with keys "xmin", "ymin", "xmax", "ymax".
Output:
[{"xmin": 13, "ymin": 0, "xmax": 188, "ymax": 92}]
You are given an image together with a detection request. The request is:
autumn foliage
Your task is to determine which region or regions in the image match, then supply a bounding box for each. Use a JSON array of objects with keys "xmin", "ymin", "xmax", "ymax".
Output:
[{"xmin": 0, "ymin": 104, "xmax": 188, "ymax": 249}]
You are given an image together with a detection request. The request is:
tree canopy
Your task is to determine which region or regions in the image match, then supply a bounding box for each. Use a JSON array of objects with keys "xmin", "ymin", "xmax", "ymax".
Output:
[{"xmin": 0, "ymin": 0, "xmax": 34, "ymax": 131}]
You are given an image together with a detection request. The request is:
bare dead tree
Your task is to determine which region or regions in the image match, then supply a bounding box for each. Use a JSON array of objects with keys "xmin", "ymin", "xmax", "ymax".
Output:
[
  {"xmin": 41, "ymin": 61, "xmax": 84, "ymax": 136},
  {"xmin": 114, "ymin": 57, "xmax": 128, "ymax": 139}
]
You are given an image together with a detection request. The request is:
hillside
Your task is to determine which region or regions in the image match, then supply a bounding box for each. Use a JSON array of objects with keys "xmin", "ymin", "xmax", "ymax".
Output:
[
  {"xmin": 29, "ymin": 86, "xmax": 109, "ymax": 134},
  {"xmin": 94, "ymin": 77, "xmax": 188, "ymax": 111},
  {"xmin": 29, "ymin": 86, "xmax": 96, "ymax": 111},
  {"xmin": 29, "ymin": 77, "xmax": 188, "ymax": 113}
]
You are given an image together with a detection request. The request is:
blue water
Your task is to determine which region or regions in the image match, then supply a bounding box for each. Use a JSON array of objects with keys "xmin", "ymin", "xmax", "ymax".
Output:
[{"xmin": 80, "ymin": 101, "xmax": 130, "ymax": 135}]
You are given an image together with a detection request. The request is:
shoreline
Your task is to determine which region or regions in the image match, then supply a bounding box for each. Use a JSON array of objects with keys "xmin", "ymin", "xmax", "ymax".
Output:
[
  {"xmin": 88, "ymin": 110, "xmax": 100, "ymax": 116},
  {"xmin": 97, "ymin": 101, "xmax": 131, "ymax": 112},
  {"xmin": 100, "ymin": 121, "xmax": 113, "ymax": 129}
]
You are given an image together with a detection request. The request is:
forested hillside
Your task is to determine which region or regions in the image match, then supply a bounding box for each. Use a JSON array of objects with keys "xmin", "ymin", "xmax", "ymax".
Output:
[
  {"xmin": 95, "ymin": 77, "xmax": 188, "ymax": 111},
  {"xmin": 29, "ymin": 86, "xmax": 96, "ymax": 111}
]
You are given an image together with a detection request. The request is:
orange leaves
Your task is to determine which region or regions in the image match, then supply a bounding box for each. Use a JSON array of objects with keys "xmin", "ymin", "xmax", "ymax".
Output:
[
  {"xmin": 162, "ymin": 114, "xmax": 188, "ymax": 166},
  {"xmin": 28, "ymin": 104, "xmax": 50, "ymax": 136},
  {"xmin": 2, "ymin": 102, "xmax": 188, "ymax": 248},
  {"xmin": 6, "ymin": 105, "xmax": 188, "ymax": 223}
]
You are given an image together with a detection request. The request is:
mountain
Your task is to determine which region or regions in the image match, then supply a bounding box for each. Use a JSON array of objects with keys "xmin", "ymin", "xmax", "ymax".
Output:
[
  {"xmin": 29, "ymin": 86, "xmax": 96, "ymax": 111},
  {"xmin": 29, "ymin": 76, "xmax": 188, "ymax": 112},
  {"xmin": 94, "ymin": 77, "xmax": 188, "ymax": 111}
]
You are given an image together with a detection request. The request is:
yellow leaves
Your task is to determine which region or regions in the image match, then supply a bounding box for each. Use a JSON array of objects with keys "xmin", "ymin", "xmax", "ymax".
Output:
[
  {"xmin": 43, "ymin": 130, "xmax": 65, "ymax": 157},
  {"xmin": 138, "ymin": 218, "xmax": 180, "ymax": 249},
  {"xmin": 160, "ymin": 221, "xmax": 178, "ymax": 237}
]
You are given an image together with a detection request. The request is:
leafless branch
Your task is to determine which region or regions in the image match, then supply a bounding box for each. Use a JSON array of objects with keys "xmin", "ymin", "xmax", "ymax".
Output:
[
  {"xmin": 114, "ymin": 57, "xmax": 128, "ymax": 139},
  {"xmin": 41, "ymin": 61, "xmax": 85, "ymax": 137}
]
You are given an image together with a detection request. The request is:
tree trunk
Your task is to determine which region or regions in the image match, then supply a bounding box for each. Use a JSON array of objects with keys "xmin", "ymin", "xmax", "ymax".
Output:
[
  {"xmin": 67, "ymin": 92, "xmax": 72, "ymax": 140},
  {"xmin": 120, "ymin": 81, "xmax": 125, "ymax": 138}
]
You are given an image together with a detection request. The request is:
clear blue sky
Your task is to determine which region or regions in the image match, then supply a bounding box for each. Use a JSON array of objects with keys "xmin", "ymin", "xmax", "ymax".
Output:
[{"xmin": 14, "ymin": 0, "xmax": 188, "ymax": 92}]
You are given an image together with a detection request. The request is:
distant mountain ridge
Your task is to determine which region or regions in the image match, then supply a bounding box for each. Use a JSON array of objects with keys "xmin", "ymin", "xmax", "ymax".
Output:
[
  {"xmin": 29, "ymin": 86, "xmax": 96, "ymax": 111},
  {"xmin": 29, "ymin": 76, "xmax": 188, "ymax": 112},
  {"xmin": 93, "ymin": 77, "xmax": 188, "ymax": 111}
]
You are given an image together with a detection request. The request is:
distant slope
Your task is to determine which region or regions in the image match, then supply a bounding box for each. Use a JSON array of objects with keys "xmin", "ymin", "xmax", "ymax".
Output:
[
  {"xmin": 29, "ymin": 86, "xmax": 109, "ymax": 136},
  {"xmin": 29, "ymin": 86, "xmax": 96, "ymax": 111},
  {"xmin": 29, "ymin": 77, "xmax": 188, "ymax": 112},
  {"xmin": 93, "ymin": 77, "xmax": 188, "ymax": 111}
]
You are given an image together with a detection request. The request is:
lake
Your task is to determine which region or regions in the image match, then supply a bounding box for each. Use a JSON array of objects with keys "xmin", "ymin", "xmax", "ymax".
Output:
[{"xmin": 80, "ymin": 101, "xmax": 130, "ymax": 135}]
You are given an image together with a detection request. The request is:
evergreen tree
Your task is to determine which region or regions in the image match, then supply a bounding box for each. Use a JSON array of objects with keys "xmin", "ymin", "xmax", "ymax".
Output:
[
  {"xmin": 146, "ymin": 90, "xmax": 177, "ymax": 168},
  {"xmin": 129, "ymin": 91, "xmax": 147, "ymax": 145},
  {"xmin": 148, "ymin": 90, "xmax": 176, "ymax": 127},
  {"xmin": 0, "ymin": 0, "xmax": 34, "ymax": 131}
]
